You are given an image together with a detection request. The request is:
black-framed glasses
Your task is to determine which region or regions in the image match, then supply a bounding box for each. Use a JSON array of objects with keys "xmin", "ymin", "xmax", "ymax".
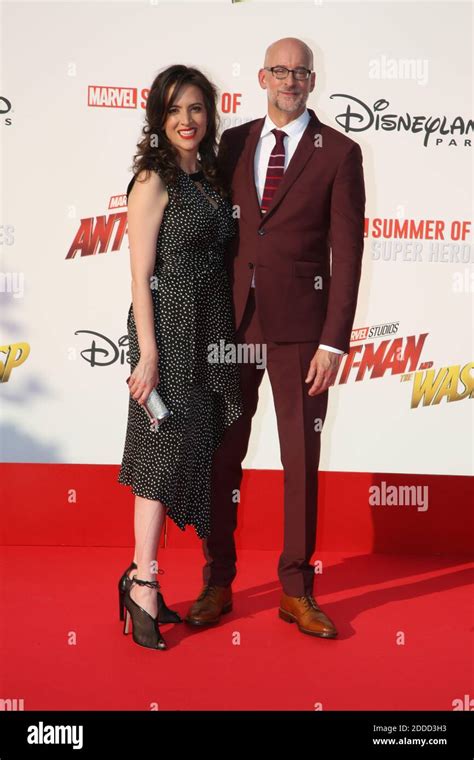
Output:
[{"xmin": 264, "ymin": 66, "xmax": 313, "ymax": 81}]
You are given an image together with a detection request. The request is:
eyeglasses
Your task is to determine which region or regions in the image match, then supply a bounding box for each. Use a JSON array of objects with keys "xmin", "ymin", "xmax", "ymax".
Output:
[{"xmin": 264, "ymin": 66, "xmax": 313, "ymax": 81}]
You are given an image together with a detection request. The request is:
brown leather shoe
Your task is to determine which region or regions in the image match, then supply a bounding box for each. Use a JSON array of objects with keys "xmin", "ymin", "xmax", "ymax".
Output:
[
  {"xmin": 279, "ymin": 592, "xmax": 338, "ymax": 638},
  {"xmin": 185, "ymin": 584, "xmax": 233, "ymax": 626}
]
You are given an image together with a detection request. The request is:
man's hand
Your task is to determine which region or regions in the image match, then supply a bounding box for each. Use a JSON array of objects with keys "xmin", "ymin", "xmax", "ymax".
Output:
[{"xmin": 305, "ymin": 348, "xmax": 343, "ymax": 396}]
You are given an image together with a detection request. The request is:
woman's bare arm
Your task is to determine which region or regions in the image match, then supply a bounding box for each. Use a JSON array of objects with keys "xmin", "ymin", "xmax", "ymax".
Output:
[{"xmin": 126, "ymin": 169, "xmax": 168, "ymax": 403}]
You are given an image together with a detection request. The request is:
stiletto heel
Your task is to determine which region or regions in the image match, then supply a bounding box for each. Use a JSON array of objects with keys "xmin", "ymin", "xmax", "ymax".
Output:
[
  {"xmin": 118, "ymin": 561, "xmax": 182, "ymax": 624},
  {"xmin": 123, "ymin": 608, "xmax": 131, "ymax": 635},
  {"xmin": 119, "ymin": 585, "xmax": 125, "ymax": 621},
  {"xmin": 123, "ymin": 577, "xmax": 168, "ymax": 651}
]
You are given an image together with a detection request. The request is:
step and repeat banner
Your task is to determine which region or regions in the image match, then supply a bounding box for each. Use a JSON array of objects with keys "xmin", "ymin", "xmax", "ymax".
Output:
[{"xmin": 1, "ymin": 0, "xmax": 472, "ymax": 477}]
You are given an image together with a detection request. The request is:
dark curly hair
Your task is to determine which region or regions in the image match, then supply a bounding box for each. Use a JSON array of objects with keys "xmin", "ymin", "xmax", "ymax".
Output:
[{"xmin": 130, "ymin": 65, "xmax": 230, "ymax": 199}]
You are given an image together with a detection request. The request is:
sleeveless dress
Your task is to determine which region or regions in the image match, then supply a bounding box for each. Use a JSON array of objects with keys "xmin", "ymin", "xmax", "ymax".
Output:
[{"xmin": 117, "ymin": 165, "xmax": 244, "ymax": 539}]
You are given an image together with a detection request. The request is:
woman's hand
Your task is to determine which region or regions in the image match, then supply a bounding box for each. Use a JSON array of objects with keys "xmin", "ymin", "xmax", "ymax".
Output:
[{"xmin": 127, "ymin": 353, "xmax": 159, "ymax": 406}]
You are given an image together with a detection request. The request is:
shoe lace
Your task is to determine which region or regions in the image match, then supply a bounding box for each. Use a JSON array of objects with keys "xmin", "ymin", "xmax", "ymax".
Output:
[
  {"xmin": 131, "ymin": 577, "xmax": 162, "ymax": 591},
  {"xmin": 128, "ymin": 566, "xmax": 164, "ymax": 580},
  {"xmin": 298, "ymin": 595, "xmax": 321, "ymax": 611},
  {"xmin": 198, "ymin": 584, "xmax": 221, "ymax": 601}
]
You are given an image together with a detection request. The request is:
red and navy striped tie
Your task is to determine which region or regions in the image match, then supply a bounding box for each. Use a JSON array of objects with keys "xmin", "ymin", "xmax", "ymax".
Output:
[{"xmin": 260, "ymin": 128, "xmax": 287, "ymax": 215}]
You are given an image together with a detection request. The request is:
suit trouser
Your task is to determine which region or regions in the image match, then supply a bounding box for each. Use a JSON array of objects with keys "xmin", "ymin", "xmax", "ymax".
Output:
[{"xmin": 202, "ymin": 287, "xmax": 329, "ymax": 597}]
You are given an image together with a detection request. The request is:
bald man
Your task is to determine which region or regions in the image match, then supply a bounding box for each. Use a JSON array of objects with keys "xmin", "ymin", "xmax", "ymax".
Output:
[{"xmin": 186, "ymin": 38, "xmax": 366, "ymax": 639}]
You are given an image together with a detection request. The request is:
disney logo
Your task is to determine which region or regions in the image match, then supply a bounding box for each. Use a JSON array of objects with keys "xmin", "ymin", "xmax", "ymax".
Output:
[
  {"xmin": 75, "ymin": 330, "xmax": 129, "ymax": 367},
  {"xmin": 331, "ymin": 94, "xmax": 473, "ymax": 147}
]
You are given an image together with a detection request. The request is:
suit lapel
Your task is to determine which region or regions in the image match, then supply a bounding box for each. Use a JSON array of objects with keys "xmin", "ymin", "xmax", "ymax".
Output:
[
  {"xmin": 241, "ymin": 108, "xmax": 323, "ymax": 226},
  {"xmin": 242, "ymin": 116, "xmax": 266, "ymax": 221}
]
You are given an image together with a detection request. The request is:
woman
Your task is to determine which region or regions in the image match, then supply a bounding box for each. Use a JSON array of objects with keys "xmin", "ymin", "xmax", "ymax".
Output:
[{"xmin": 117, "ymin": 65, "xmax": 243, "ymax": 650}]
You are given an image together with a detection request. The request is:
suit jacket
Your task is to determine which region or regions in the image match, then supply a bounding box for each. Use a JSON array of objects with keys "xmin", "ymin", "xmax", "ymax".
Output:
[{"xmin": 218, "ymin": 107, "xmax": 366, "ymax": 353}]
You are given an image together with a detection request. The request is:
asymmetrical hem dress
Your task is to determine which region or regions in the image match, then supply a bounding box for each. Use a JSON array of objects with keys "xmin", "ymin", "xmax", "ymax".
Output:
[{"xmin": 117, "ymin": 164, "xmax": 244, "ymax": 539}]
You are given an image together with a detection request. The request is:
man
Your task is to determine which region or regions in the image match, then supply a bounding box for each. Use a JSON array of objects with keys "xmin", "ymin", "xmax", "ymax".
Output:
[{"xmin": 185, "ymin": 37, "xmax": 366, "ymax": 637}]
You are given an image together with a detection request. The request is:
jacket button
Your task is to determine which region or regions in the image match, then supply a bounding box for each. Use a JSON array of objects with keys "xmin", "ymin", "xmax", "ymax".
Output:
[
  {"xmin": 258, "ymin": 228, "xmax": 265, "ymax": 236},
  {"xmin": 248, "ymin": 262, "xmax": 254, "ymax": 269}
]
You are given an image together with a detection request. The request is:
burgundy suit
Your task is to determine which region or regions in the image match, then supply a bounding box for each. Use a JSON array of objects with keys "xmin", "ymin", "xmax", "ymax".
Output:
[{"xmin": 202, "ymin": 107, "xmax": 366, "ymax": 596}]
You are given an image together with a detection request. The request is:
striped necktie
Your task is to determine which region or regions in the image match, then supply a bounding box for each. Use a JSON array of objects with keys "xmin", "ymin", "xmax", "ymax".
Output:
[{"xmin": 260, "ymin": 128, "xmax": 287, "ymax": 215}]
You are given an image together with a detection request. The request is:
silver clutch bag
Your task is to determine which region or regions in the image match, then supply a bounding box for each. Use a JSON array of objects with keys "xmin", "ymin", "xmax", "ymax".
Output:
[{"xmin": 126, "ymin": 376, "xmax": 171, "ymax": 432}]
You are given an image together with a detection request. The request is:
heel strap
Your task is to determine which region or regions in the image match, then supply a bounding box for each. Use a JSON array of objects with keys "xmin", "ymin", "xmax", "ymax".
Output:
[
  {"xmin": 131, "ymin": 577, "xmax": 161, "ymax": 590},
  {"xmin": 131, "ymin": 562, "xmax": 165, "ymax": 575}
]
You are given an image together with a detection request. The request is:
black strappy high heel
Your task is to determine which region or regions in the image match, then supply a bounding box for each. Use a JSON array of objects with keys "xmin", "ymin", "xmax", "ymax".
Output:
[
  {"xmin": 122, "ymin": 577, "xmax": 168, "ymax": 650},
  {"xmin": 118, "ymin": 561, "xmax": 182, "ymax": 624}
]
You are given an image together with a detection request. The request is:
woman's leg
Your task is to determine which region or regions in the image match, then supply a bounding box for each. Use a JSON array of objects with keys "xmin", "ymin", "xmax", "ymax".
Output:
[{"xmin": 129, "ymin": 494, "xmax": 167, "ymax": 619}]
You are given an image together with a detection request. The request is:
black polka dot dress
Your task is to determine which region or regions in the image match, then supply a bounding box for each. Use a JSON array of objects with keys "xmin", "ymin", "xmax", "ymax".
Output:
[{"xmin": 117, "ymin": 165, "xmax": 244, "ymax": 539}]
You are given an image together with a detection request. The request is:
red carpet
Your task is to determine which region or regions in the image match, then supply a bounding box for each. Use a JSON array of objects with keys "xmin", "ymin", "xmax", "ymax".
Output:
[
  {"xmin": 1, "ymin": 547, "xmax": 472, "ymax": 711},
  {"xmin": 1, "ymin": 464, "xmax": 472, "ymax": 554}
]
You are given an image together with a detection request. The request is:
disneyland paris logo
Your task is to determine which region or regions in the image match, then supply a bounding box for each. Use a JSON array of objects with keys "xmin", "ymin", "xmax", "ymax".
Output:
[{"xmin": 330, "ymin": 94, "xmax": 473, "ymax": 148}]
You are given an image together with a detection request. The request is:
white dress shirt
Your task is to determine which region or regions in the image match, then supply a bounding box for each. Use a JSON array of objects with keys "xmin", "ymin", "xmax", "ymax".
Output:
[{"xmin": 251, "ymin": 108, "xmax": 343, "ymax": 355}]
